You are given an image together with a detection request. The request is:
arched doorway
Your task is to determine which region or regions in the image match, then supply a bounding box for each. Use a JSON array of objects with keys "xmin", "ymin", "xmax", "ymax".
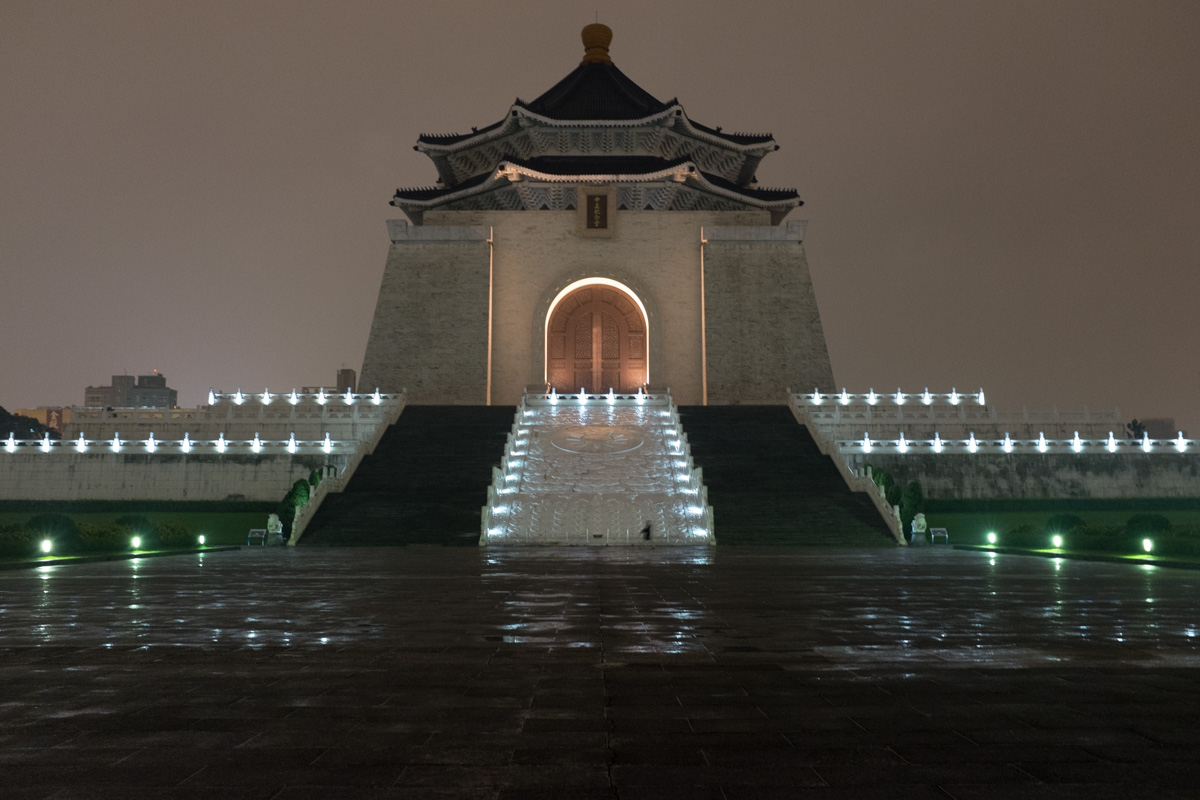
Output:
[{"xmin": 546, "ymin": 281, "xmax": 647, "ymax": 393}]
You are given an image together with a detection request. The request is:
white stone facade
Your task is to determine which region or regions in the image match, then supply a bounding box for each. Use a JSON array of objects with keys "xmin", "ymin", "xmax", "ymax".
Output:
[{"xmin": 360, "ymin": 212, "xmax": 835, "ymax": 406}]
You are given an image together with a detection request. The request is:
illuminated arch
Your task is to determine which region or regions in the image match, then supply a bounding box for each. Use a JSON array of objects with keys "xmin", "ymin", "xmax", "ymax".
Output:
[{"xmin": 544, "ymin": 277, "xmax": 650, "ymax": 390}]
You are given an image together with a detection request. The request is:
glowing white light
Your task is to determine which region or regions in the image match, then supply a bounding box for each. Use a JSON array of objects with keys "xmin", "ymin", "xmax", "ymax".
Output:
[
  {"xmin": 322, "ymin": 433, "xmax": 332, "ymax": 454},
  {"xmin": 607, "ymin": 389, "xmax": 615, "ymax": 404},
  {"xmin": 181, "ymin": 433, "xmax": 192, "ymax": 454},
  {"xmin": 674, "ymin": 460, "xmax": 688, "ymax": 468},
  {"xmin": 692, "ymin": 527, "xmax": 708, "ymax": 537},
  {"xmin": 677, "ymin": 473, "xmax": 690, "ymax": 481},
  {"xmin": 208, "ymin": 389, "xmax": 216, "ymax": 405},
  {"xmin": 288, "ymin": 389, "xmax": 299, "ymax": 405},
  {"xmin": 1051, "ymin": 534, "xmax": 1063, "ymax": 548},
  {"xmin": 317, "ymin": 389, "xmax": 327, "ymax": 405},
  {"xmin": 344, "ymin": 389, "xmax": 354, "ymax": 405},
  {"xmin": 1143, "ymin": 538, "xmax": 1154, "ymax": 553},
  {"xmin": 261, "ymin": 388, "xmax": 271, "ymax": 404},
  {"xmin": 932, "ymin": 433, "xmax": 943, "ymax": 453},
  {"xmin": 40, "ymin": 434, "xmax": 51, "ymax": 453},
  {"xmin": 839, "ymin": 388, "xmax": 850, "ymax": 406},
  {"xmin": 1142, "ymin": 432, "xmax": 1151, "ymax": 453},
  {"xmin": 968, "ymin": 433, "xmax": 978, "ymax": 454},
  {"xmin": 41, "ymin": 539, "xmax": 52, "ymax": 554},
  {"xmin": 216, "ymin": 434, "xmax": 227, "ymax": 454},
  {"xmin": 111, "ymin": 433, "xmax": 122, "ymax": 453},
  {"xmin": 895, "ymin": 389, "xmax": 905, "ymax": 405},
  {"xmin": 897, "ymin": 433, "xmax": 908, "ymax": 453},
  {"xmin": 1037, "ymin": 432, "xmax": 1048, "ymax": 453},
  {"xmin": 234, "ymin": 389, "xmax": 245, "ymax": 405},
  {"xmin": 287, "ymin": 433, "xmax": 297, "ymax": 454},
  {"xmin": 131, "ymin": 536, "xmax": 142, "ymax": 549},
  {"xmin": 812, "ymin": 388, "xmax": 822, "ymax": 405},
  {"xmin": 251, "ymin": 433, "xmax": 262, "ymax": 454},
  {"xmin": 1003, "ymin": 433, "xmax": 1013, "ymax": 454},
  {"xmin": 372, "ymin": 388, "xmax": 382, "ymax": 405},
  {"xmin": 1071, "ymin": 431, "xmax": 1083, "ymax": 454},
  {"xmin": 636, "ymin": 387, "xmax": 645, "ymax": 405},
  {"xmin": 488, "ymin": 527, "xmax": 503, "ymax": 536},
  {"xmin": 949, "ymin": 388, "xmax": 960, "ymax": 405},
  {"xmin": 492, "ymin": 505, "xmax": 508, "ymax": 515},
  {"xmin": 986, "ymin": 532, "xmax": 997, "ymax": 545},
  {"xmin": 550, "ymin": 388, "xmax": 558, "ymax": 404},
  {"xmin": 198, "ymin": 535, "xmax": 206, "ymax": 545},
  {"xmin": 505, "ymin": 473, "xmax": 517, "ymax": 482},
  {"xmin": 922, "ymin": 388, "xmax": 933, "ymax": 405},
  {"xmin": 867, "ymin": 389, "xmax": 878, "ymax": 405},
  {"xmin": 76, "ymin": 434, "xmax": 87, "ymax": 453},
  {"xmin": 862, "ymin": 433, "xmax": 872, "ymax": 453},
  {"xmin": 5, "ymin": 434, "xmax": 15, "ymax": 453},
  {"xmin": 1176, "ymin": 432, "xmax": 1187, "ymax": 453},
  {"xmin": 977, "ymin": 388, "xmax": 986, "ymax": 405},
  {"xmin": 145, "ymin": 433, "xmax": 157, "ymax": 453},
  {"xmin": 688, "ymin": 506, "xmax": 704, "ymax": 515},
  {"xmin": 1107, "ymin": 432, "xmax": 1118, "ymax": 453}
]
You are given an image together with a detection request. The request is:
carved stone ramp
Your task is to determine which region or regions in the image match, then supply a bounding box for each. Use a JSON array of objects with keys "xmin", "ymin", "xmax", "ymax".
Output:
[
  {"xmin": 481, "ymin": 391, "xmax": 715, "ymax": 546},
  {"xmin": 678, "ymin": 405, "xmax": 893, "ymax": 545},
  {"xmin": 300, "ymin": 406, "xmax": 515, "ymax": 546}
]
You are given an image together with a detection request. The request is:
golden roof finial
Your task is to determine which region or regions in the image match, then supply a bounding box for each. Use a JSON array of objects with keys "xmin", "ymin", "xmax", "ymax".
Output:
[{"xmin": 581, "ymin": 23, "xmax": 613, "ymax": 65}]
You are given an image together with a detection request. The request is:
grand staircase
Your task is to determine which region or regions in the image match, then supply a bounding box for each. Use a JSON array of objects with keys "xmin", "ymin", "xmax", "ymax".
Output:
[
  {"xmin": 299, "ymin": 406, "xmax": 515, "ymax": 546},
  {"xmin": 677, "ymin": 406, "xmax": 893, "ymax": 545}
]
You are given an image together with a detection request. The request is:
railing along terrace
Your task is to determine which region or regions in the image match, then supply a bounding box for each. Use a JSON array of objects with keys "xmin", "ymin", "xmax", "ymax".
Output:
[
  {"xmin": 2, "ymin": 432, "xmax": 356, "ymax": 456},
  {"xmin": 524, "ymin": 387, "xmax": 671, "ymax": 407},
  {"xmin": 206, "ymin": 388, "xmax": 398, "ymax": 407},
  {"xmin": 798, "ymin": 387, "xmax": 988, "ymax": 408},
  {"xmin": 837, "ymin": 430, "xmax": 1195, "ymax": 456}
]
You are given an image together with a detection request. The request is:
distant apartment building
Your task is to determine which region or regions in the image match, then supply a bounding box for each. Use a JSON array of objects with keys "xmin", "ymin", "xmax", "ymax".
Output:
[
  {"xmin": 1142, "ymin": 418, "xmax": 1188, "ymax": 439},
  {"xmin": 12, "ymin": 407, "xmax": 72, "ymax": 434},
  {"xmin": 83, "ymin": 372, "xmax": 178, "ymax": 408}
]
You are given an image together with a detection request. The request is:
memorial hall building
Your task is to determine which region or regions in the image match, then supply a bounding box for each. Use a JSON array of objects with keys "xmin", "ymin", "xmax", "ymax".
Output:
[{"xmin": 361, "ymin": 24, "xmax": 835, "ymax": 406}]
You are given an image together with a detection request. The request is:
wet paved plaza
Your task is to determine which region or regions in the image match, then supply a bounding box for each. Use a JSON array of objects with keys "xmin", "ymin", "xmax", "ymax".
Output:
[{"xmin": 3, "ymin": 546, "xmax": 1200, "ymax": 798}]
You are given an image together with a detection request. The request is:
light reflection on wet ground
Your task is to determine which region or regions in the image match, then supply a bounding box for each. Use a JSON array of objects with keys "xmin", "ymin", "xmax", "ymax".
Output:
[
  {"xmin": 2, "ymin": 547, "xmax": 1198, "ymax": 667},
  {"xmin": 5, "ymin": 547, "xmax": 1200, "ymax": 795}
]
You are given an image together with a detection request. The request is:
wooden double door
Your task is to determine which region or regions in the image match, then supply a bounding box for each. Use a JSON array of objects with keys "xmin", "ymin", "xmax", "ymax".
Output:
[{"xmin": 547, "ymin": 285, "xmax": 646, "ymax": 393}]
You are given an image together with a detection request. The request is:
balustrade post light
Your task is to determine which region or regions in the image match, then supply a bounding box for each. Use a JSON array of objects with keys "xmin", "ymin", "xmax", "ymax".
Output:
[
  {"xmin": 181, "ymin": 433, "xmax": 192, "ymax": 454},
  {"xmin": 234, "ymin": 389, "xmax": 244, "ymax": 405},
  {"xmin": 261, "ymin": 389, "xmax": 271, "ymax": 404},
  {"xmin": 1003, "ymin": 433, "xmax": 1013, "ymax": 454}
]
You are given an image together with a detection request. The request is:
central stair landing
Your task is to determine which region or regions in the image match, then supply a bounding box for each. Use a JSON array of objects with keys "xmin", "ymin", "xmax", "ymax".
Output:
[{"xmin": 481, "ymin": 391, "xmax": 715, "ymax": 546}]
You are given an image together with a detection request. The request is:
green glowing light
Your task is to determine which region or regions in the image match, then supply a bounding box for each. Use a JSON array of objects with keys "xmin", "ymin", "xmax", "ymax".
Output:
[
  {"xmin": 986, "ymin": 532, "xmax": 997, "ymax": 545},
  {"xmin": 1142, "ymin": 538, "xmax": 1153, "ymax": 553},
  {"xmin": 131, "ymin": 536, "xmax": 142, "ymax": 549},
  {"xmin": 40, "ymin": 539, "xmax": 52, "ymax": 554},
  {"xmin": 1051, "ymin": 534, "xmax": 1064, "ymax": 548},
  {"xmin": 198, "ymin": 535, "xmax": 206, "ymax": 545}
]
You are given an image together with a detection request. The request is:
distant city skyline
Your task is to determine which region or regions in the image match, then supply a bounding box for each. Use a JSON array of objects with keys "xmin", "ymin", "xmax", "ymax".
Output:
[{"xmin": 2, "ymin": 1, "xmax": 1197, "ymax": 430}]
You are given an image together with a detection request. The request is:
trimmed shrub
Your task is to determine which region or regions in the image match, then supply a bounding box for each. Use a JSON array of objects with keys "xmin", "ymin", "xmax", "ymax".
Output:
[
  {"xmin": 1002, "ymin": 523, "xmax": 1044, "ymax": 548},
  {"xmin": 1126, "ymin": 514, "xmax": 1170, "ymax": 536},
  {"xmin": 154, "ymin": 520, "xmax": 193, "ymax": 547},
  {"xmin": 114, "ymin": 515, "xmax": 153, "ymax": 535},
  {"xmin": 291, "ymin": 480, "xmax": 310, "ymax": 506},
  {"xmin": 1045, "ymin": 514, "xmax": 1085, "ymax": 535},
  {"xmin": 77, "ymin": 523, "xmax": 130, "ymax": 552},
  {"xmin": 26, "ymin": 513, "xmax": 82, "ymax": 553},
  {"xmin": 0, "ymin": 523, "xmax": 32, "ymax": 557}
]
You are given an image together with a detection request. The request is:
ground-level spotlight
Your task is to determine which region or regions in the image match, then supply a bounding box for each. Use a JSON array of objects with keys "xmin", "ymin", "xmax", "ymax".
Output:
[
  {"xmin": 1051, "ymin": 534, "xmax": 1064, "ymax": 549},
  {"xmin": 986, "ymin": 532, "xmax": 997, "ymax": 545},
  {"xmin": 41, "ymin": 539, "xmax": 52, "ymax": 554},
  {"xmin": 1142, "ymin": 538, "xmax": 1153, "ymax": 553},
  {"xmin": 131, "ymin": 536, "xmax": 142, "ymax": 549},
  {"xmin": 198, "ymin": 535, "xmax": 206, "ymax": 545}
]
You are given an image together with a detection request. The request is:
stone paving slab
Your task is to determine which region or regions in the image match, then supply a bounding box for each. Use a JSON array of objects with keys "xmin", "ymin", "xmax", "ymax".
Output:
[{"xmin": 1, "ymin": 547, "xmax": 1200, "ymax": 797}]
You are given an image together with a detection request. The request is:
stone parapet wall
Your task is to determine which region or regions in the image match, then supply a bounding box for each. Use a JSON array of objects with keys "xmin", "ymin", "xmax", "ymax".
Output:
[
  {"xmin": 844, "ymin": 451, "xmax": 1200, "ymax": 500},
  {"xmin": 0, "ymin": 452, "xmax": 339, "ymax": 502}
]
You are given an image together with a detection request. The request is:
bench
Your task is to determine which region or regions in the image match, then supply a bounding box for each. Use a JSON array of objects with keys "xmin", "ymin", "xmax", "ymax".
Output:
[
  {"xmin": 930, "ymin": 527, "xmax": 949, "ymax": 545},
  {"xmin": 247, "ymin": 528, "xmax": 267, "ymax": 546}
]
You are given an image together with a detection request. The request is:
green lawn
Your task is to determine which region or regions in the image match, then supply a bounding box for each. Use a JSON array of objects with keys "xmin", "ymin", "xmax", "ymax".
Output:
[
  {"xmin": 0, "ymin": 500, "xmax": 275, "ymax": 548},
  {"xmin": 924, "ymin": 498, "xmax": 1200, "ymax": 549}
]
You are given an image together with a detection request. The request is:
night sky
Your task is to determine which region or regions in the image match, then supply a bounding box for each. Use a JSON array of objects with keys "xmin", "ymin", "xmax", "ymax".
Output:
[{"xmin": 3, "ymin": 1, "xmax": 1198, "ymax": 433}]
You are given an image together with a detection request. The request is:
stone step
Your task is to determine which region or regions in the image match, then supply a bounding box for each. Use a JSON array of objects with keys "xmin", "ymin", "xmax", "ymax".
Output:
[
  {"xmin": 299, "ymin": 406, "xmax": 515, "ymax": 546},
  {"xmin": 677, "ymin": 405, "xmax": 893, "ymax": 546}
]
